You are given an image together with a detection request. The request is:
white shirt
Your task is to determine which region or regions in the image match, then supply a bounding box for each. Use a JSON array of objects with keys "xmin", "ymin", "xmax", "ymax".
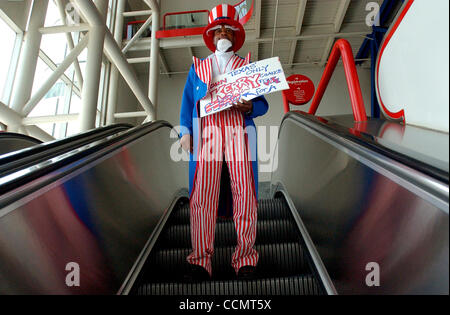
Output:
[{"xmin": 209, "ymin": 50, "xmax": 235, "ymax": 79}]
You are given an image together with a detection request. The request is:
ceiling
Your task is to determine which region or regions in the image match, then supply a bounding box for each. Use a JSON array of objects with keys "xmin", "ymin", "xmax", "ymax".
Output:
[{"xmin": 121, "ymin": 0, "xmax": 401, "ymax": 76}]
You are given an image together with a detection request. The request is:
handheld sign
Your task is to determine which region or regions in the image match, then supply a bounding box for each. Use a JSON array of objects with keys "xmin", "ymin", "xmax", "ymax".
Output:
[{"xmin": 200, "ymin": 57, "xmax": 289, "ymax": 117}]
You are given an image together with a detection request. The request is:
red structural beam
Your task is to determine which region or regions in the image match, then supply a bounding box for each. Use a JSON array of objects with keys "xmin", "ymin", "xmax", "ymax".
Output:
[
  {"xmin": 156, "ymin": 27, "xmax": 205, "ymax": 39},
  {"xmin": 282, "ymin": 92, "xmax": 290, "ymax": 114},
  {"xmin": 308, "ymin": 39, "xmax": 367, "ymax": 122}
]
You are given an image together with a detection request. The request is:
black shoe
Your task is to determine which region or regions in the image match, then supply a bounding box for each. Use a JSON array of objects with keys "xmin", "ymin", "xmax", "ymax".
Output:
[
  {"xmin": 183, "ymin": 264, "xmax": 211, "ymax": 282},
  {"xmin": 237, "ymin": 266, "xmax": 257, "ymax": 280}
]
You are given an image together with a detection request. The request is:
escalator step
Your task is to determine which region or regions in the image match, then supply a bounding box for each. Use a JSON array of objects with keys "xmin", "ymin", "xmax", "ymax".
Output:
[
  {"xmin": 136, "ymin": 275, "xmax": 322, "ymax": 295},
  {"xmin": 143, "ymin": 243, "xmax": 308, "ymax": 282},
  {"xmin": 171, "ymin": 199, "xmax": 291, "ymax": 224},
  {"xmin": 131, "ymin": 197, "xmax": 324, "ymax": 296},
  {"xmin": 160, "ymin": 219, "xmax": 299, "ymax": 248}
]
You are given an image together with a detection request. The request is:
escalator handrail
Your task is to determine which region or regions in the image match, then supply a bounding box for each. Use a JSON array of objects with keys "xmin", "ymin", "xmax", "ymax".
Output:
[
  {"xmin": 0, "ymin": 123, "xmax": 131, "ymax": 163},
  {"xmin": 281, "ymin": 111, "xmax": 449, "ymax": 205},
  {"xmin": 0, "ymin": 124, "xmax": 132, "ymax": 176},
  {"xmin": 0, "ymin": 120, "xmax": 173, "ymax": 202},
  {"xmin": 0, "ymin": 132, "xmax": 43, "ymax": 145}
]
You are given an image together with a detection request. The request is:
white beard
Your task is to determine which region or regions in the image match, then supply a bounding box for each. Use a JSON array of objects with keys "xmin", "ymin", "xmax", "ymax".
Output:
[{"xmin": 216, "ymin": 38, "xmax": 232, "ymax": 53}]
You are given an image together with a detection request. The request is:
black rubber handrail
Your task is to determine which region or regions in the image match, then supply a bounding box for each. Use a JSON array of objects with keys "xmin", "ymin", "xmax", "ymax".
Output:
[
  {"xmin": 0, "ymin": 124, "xmax": 132, "ymax": 177},
  {"xmin": 283, "ymin": 111, "xmax": 449, "ymax": 184},
  {"xmin": 0, "ymin": 132, "xmax": 43, "ymax": 144},
  {"xmin": 0, "ymin": 120, "xmax": 172, "ymax": 201}
]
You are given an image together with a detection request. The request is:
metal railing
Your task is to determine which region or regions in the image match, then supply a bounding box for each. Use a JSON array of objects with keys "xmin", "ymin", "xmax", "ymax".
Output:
[
  {"xmin": 308, "ymin": 39, "xmax": 368, "ymax": 122},
  {"xmin": 163, "ymin": 10, "xmax": 209, "ymax": 30}
]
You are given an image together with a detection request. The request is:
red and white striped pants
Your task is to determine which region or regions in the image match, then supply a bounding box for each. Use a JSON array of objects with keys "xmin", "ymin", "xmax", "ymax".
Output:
[{"xmin": 187, "ymin": 107, "xmax": 258, "ymax": 276}]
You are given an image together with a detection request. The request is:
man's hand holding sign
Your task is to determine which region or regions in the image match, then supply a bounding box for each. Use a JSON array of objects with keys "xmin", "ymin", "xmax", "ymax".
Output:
[{"xmin": 233, "ymin": 98, "xmax": 253, "ymax": 114}]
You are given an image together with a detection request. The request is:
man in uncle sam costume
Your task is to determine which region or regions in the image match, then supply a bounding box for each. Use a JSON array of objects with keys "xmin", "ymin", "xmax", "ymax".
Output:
[{"xmin": 179, "ymin": 3, "xmax": 269, "ymax": 281}]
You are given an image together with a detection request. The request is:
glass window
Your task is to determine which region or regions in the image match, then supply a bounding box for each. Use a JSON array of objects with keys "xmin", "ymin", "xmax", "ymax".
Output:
[
  {"xmin": 30, "ymin": 59, "xmax": 69, "ymax": 138},
  {"xmin": 30, "ymin": 1, "xmax": 86, "ymax": 139},
  {"xmin": 74, "ymin": 45, "xmax": 87, "ymax": 87},
  {"xmin": 29, "ymin": 78, "xmax": 66, "ymax": 118},
  {"xmin": 65, "ymin": 92, "xmax": 81, "ymax": 137},
  {"xmin": 0, "ymin": 14, "xmax": 18, "ymax": 103},
  {"xmin": 106, "ymin": 0, "xmax": 114, "ymax": 31},
  {"xmin": 27, "ymin": 1, "xmax": 107, "ymax": 139},
  {"xmin": 41, "ymin": 33, "xmax": 68, "ymax": 65},
  {"xmin": 44, "ymin": 0, "xmax": 63, "ymax": 27},
  {"xmin": 31, "ymin": 58, "xmax": 56, "ymax": 100},
  {"xmin": 96, "ymin": 111, "xmax": 101, "ymax": 128},
  {"xmin": 69, "ymin": 92, "xmax": 81, "ymax": 114}
]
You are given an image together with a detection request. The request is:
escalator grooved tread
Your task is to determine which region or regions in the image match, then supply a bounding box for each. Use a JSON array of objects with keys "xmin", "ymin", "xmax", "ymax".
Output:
[
  {"xmin": 161, "ymin": 219, "xmax": 299, "ymax": 248},
  {"xmin": 144, "ymin": 243, "xmax": 308, "ymax": 282},
  {"xmin": 172, "ymin": 199, "xmax": 291, "ymax": 224},
  {"xmin": 136, "ymin": 276, "xmax": 320, "ymax": 296},
  {"xmin": 133, "ymin": 198, "xmax": 324, "ymax": 295}
]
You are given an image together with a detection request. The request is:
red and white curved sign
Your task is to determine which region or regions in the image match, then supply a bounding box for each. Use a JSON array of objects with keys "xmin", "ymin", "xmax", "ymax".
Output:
[{"xmin": 376, "ymin": 0, "xmax": 449, "ymax": 132}]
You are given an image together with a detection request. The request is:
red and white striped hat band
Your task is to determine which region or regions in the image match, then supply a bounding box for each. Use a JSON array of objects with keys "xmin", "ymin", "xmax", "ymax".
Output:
[{"xmin": 208, "ymin": 4, "xmax": 239, "ymax": 24}]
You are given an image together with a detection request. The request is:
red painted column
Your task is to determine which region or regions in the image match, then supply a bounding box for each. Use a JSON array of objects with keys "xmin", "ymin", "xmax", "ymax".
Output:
[{"xmin": 309, "ymin": 39, "xmax": 367, "ymax": 122}]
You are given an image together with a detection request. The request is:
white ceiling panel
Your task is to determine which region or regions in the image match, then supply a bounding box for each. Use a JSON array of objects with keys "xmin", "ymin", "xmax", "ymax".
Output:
[
  {"xmin": 302, "ymin": 0, "xmax": 341, "ymax": 26},
  {"xmin": 293, "ymin": 38, "xmax": 329, "ymax": 64},
  {"xmin": 261, "ymin": 0, "xmax": 302, "ymax": 30},
  {"xmin": 123, "ymin": 0, "xmax": 399, "ymax": 74},
  {"xmin": 344, "ymin": 0, "xmax": 384, "ymax": 24}
]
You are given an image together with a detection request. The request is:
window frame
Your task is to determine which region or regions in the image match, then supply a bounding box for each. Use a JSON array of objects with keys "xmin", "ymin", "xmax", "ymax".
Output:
[{"xmin": 0, "ymin": 9, "xmax": 24, "ymax": 106}]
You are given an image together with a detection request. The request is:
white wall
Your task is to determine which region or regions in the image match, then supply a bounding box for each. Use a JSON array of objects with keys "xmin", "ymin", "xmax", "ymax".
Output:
[
  {"xmin": 141, "ymin": 64, "xmax": 372, "ymax": 182},
  {"xmin": 376, "ymin": 0, "xmax": 449, "ymax": 132},
  {"xmin": 115, "ymin": 75, "xmax": 142, "ymax": 125}
]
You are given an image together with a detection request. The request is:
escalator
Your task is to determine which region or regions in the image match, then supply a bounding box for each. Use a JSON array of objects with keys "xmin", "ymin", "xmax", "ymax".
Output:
[
  {"xmin": 0, "ymin": 132, "xmax": 42, "ymax": 155},
  {"xmin": 0, "ymin": 112, "xmax": 447, "ymax": 295},
  {"xmin": 131, "ymin": 198, "xmax": 324, "ymax": 295},
  {"xmin": 1, "ymin": 120, "xmax": 325, "ymax": 295}
]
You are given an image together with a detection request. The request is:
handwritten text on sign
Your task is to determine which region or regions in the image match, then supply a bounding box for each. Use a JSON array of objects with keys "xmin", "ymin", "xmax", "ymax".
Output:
[{"xmin": 200, "ymin": 57, "xmax": 289, "ymax": 117}]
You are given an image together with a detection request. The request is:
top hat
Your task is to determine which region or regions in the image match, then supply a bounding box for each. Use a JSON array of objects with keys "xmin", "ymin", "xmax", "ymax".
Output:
[{"xmin": 203, "ymin": 3, "xmax": 246, "ymax": 53}]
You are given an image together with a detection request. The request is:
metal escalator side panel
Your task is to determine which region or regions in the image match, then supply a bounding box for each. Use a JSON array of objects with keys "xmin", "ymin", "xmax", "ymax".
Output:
[
  {"xmin": 271, "ymin": 113, "xmax": 449, "ymax": 294},
  {"xmin": 0, "ymin": 123, "xmax": 188, "ymax": 294},
  {"xmin": 0, "ymin": 124, "xmax": 132, "ymax": 177},
  {"xmin": 0, "ymin": 123, "xmax": 162, "ymax": 196}
]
